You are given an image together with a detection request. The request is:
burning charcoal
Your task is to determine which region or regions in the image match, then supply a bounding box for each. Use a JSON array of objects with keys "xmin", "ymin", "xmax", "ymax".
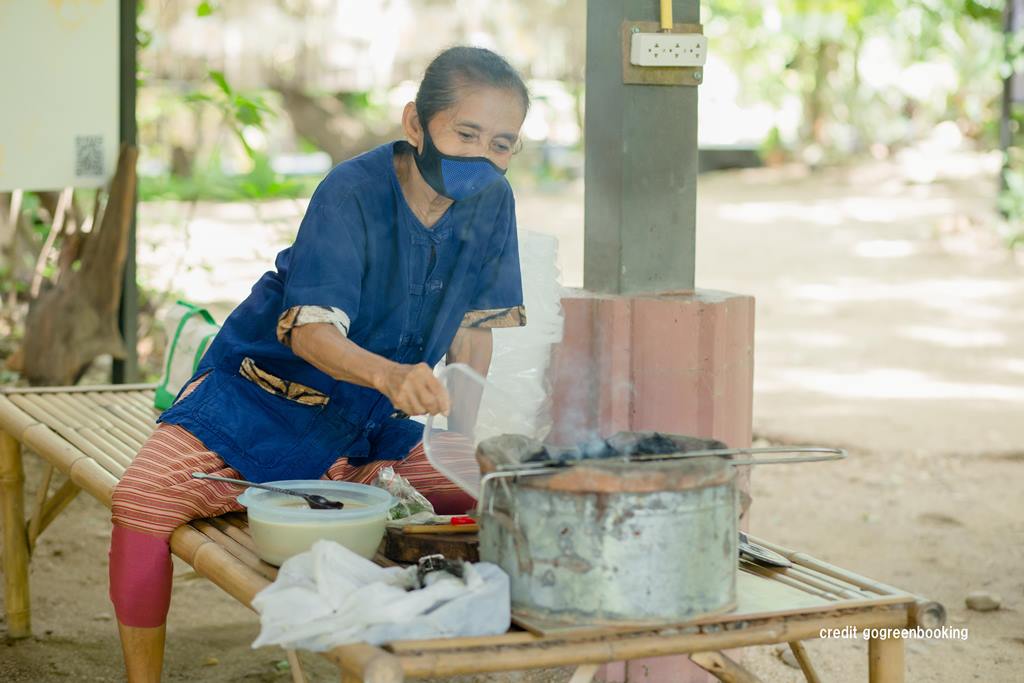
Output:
[
  {"xmin": 477, "ymin": 434, "xmax": 548, "ymax": 470},
  {"xmin": 581, "ymin": 438, "xmax": 616, "ymax": 459},
  {"xmin": 524, "ymin": 446, "xmax": 577, "ymax": 464},
  {"xmin": 606, "ymin": 432, "xmax": 647, "ymax": 456},
  {"xmin": 671, "ymin": 435, "xmax": 728, "ymax": 453},
  {"xmin": 522, "ymin": 447, "xmax": 553, "ymax": 463},
  {"xmin": 631, "ymin": 433, "xmax": 680, "ymax": 456},
  {"xmin": 606, "ymin": 431, "xmax": 729, "ymax": 459},
  {"xmin": 517, "ymin": 432, "xmax": 729, "ymax": 469}
]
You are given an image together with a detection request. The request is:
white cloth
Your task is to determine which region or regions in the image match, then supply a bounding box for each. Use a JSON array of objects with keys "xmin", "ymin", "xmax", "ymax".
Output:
[{"xmin": 251, "ymin": 540, "xmax": 511, "ymax": 651}]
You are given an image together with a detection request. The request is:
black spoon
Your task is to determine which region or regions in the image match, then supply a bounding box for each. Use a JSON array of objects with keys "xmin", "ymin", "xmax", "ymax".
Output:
[{"xmin": 191, "ymin": 473, "xmax": 345, "ymax": 510}]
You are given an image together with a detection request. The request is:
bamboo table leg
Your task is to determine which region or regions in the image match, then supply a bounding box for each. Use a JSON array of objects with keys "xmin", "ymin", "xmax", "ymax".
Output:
[
  {"xmin": 690, "ymin": 651, "xmax": 763, "ymax": 683},
  {"xmin": 1, "ymin": 430, "xmax": 31, "ymax": 638},
  {"xmin": 285, "ymin": 649, "xmax": 307, "ymax": 683},
  {"xmin": 568, "ymin": 664, "xmax": 601, "ymax": 683},
  {"xmin": 787, "ymin": 641, "xmax": 822, "ymax": 683},
  {"xmin": 328, "ymin": 642, "xmax": 403, "ymax": 683},
  {"xmin": 868, "ymin": 637, "xmax": 904, "ymax": 683}
]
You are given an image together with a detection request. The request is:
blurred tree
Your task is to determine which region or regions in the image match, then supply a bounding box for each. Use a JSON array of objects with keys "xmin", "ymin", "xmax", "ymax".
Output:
[{"xmin": 706, "ymin": 0, "xmax": 1007, "ymax": 158}]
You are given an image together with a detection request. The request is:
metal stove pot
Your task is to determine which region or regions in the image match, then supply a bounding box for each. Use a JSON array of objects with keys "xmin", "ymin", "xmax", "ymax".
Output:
[{"xmin": 475, "ymin": 432, "xmax": 845, "ymax": 624}]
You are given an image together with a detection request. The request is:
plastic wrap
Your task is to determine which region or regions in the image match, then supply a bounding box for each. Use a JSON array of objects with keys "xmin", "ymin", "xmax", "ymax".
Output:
[{"xmin": 420, "ymin": 231, "xmax": 565, "ymax": 497}]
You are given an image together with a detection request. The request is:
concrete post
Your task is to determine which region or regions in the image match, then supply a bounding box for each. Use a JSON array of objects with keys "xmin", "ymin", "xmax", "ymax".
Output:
[
  {"xmin": 584, "ymin": 0, "xmax": 700, "ymax": 294},
  {"xmin": 551, "ymin": 3, "xmax": 755, "ymax": 681}
]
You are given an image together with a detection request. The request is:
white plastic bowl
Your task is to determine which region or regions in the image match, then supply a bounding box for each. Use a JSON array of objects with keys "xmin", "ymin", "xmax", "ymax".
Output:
[{"xmin": 237, "ymin": 480, "xmax": 394, "ymax": 566}]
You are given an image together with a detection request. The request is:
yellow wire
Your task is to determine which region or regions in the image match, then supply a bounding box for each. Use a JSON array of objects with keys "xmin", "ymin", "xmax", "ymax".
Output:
[{"xmin": 660, "ymin": 0, "xmax": 673, "ymax": 31}]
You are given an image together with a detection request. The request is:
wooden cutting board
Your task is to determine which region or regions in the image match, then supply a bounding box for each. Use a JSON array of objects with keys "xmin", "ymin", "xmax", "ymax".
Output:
[{"xmin": 382, "ymin": 527, "xmax": 479, "ymax": 564}]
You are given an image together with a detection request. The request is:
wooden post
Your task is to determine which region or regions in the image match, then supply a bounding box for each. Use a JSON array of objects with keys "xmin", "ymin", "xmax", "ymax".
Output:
[
  {"xmin": 113, "ymin": 0, "xmax": 139, "ymax": 383},
  {"xmin": 868, "ymin": 637, "xmax": 904, "ymax": 683},
  {"xmin": 0, "ymin": 430, "xmax": 31, "ymax": 638}
]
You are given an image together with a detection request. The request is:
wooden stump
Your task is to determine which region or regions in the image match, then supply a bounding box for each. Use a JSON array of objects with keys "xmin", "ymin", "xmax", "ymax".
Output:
[{"xmin": 19, "ymin": 145, "xmax": 137, "ymax": 386}]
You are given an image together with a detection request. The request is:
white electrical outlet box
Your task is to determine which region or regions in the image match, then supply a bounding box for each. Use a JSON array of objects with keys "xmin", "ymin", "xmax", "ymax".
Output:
[{"xmin": 630, "ymin": 32, "xmax": 707, "ymax": 68}]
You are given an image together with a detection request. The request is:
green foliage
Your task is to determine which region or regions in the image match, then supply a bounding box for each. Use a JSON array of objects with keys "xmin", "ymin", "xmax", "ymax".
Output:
[
  {"xmin": 186, "ymin": 70, "xmax": 276, "ymax": 159},
  {"xmin": 158, "ymin": 70, "xmax": 312, "ymax": 201},
  {"xmin": 138, "ymin": 168, "xmax": 320, "ymax": 202},
  {"xmin": 999, "ymin": 146, "xmax": 1024, "ymax": 248},
  {"xmin": 0, "ymin": 265, "xmax": 27, "ymax": 297},
  {"xmin": 964, "ymin": 0, "xmax": 1003, "ymax": 23},
  {"xmin": 336, "ymin": 91, "xmax": 374, "ymax": 112},
  {"xmin": 760, "ymin": 126, "xmax": 786, "ymax": 161},
  {"xmin": 196, "ymin": 1, "xmax": 218, "ymax": 17},
  {"xmin": 706, "ymin": 0, "xmax": 1007, "ymax": 154},
  {"xmin": 237, "ymin": 154, "xmax": 304, "ymax": 199}
]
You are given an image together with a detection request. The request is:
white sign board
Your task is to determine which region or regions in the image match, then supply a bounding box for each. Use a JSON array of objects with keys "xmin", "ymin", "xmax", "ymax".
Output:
[{"xmin": 0, "ymin": 0, "xmax": 120, "ymax": 191}]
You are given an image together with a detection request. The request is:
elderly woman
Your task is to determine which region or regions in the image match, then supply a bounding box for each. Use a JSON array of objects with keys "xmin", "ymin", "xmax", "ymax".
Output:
[{"xmin": 109, "ymin": 46, "xmax": 529, "ymax": 681}]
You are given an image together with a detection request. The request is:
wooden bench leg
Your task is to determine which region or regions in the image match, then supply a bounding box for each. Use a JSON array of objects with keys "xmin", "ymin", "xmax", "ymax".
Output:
[
  {"xmin": 868, "ymin": 636, "xmax": 904, "ymax": 683},
  {"xmin": 330, "ymin": 642, "xmax": 404, "ymax": 683},
  {"xmin": 285, "ymin": 649, "xmax": 307, "ymax": 683},
  {"xmin": 788, "ymin": 640, "xmax": 822, "ymax": 683},
  {"xmin": 568, "ymin": 664, "xmax": 601, "ymax": 683},
  {"xmin": 1, "ymin": 430, "xmax": 31, "ymax": 638},
  {"xmin": 690, "ymin": 651, "xmax": 763, "ymax": 682}
]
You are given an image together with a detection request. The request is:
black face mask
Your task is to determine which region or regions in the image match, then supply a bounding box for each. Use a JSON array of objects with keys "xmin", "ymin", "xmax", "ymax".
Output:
[{"xmin": 412, "ymin": 127, "xmax": 507, "ymax": 201}]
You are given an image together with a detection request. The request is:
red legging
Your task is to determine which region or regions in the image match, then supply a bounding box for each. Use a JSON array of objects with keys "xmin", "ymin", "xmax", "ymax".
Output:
[{"xmin": 109, "ymin": 423, "xmax": 474, "ymax": 627}]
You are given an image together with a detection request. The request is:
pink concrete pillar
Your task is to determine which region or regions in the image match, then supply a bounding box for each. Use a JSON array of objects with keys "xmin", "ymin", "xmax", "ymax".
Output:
[{"xmin": 547, "ymin": 289, "xmax": 755, "ymax": 683}]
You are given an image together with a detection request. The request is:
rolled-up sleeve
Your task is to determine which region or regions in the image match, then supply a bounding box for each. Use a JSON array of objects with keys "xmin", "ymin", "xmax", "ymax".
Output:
[
  {"xmin": 276, "ymin": 305, "xmax": 352, "ymax": 347},
  {"xmin": 277, "ymin": 195, "xmax": 365, "ymax": 346}
]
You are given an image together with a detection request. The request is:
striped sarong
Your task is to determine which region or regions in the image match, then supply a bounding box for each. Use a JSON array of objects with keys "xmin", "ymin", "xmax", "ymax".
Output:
[{"xmin": 111, "ymin": 423, "xmax": 475, "ymax": 538}]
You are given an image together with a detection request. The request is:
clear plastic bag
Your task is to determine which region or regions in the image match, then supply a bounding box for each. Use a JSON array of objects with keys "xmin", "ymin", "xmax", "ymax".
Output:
[
  {"xmin": 421, "ymin": 231, "xmax": 565, "ymax": 499},
  {"xmin": 374, "ymin": 466, "xmax": 434, "ymax": 520}
]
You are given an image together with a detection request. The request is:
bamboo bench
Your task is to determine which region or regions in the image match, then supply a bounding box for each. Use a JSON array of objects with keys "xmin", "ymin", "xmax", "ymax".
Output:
[{"xmin": 0, "ymin": 384, "xmax": 945, "ymax": 682}]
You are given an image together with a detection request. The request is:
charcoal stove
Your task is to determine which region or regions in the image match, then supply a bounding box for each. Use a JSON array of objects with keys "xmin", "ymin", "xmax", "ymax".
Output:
[{"xmin": 476, "ymin": 432, "xmax": 741, "ymax": 623}]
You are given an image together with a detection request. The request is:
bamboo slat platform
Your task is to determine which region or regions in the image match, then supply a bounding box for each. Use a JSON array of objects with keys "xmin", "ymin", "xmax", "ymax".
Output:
[{"xmin": 0, "ymin": 384, "xmax": 945, "ymax": 683}]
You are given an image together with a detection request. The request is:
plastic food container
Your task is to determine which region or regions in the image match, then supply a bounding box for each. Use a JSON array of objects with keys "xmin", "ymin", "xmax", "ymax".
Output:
[{"xmin": 237, "ymin": 481, "xmax": 394, "ymax": 566}]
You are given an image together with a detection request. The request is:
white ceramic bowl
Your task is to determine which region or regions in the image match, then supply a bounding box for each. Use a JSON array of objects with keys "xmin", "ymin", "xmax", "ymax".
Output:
[{"xmin": 237, "ymin": 480, "xmax": 394, "ymax": 566}]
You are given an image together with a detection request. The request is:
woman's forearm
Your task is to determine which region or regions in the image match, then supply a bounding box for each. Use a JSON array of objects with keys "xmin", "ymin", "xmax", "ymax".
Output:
[
  {"xmin": 447, "ymin": 327, "xmax": 493, "ymax": 378},
  {"xmin": 290, "ymin": 323, "xmax": 451, "ymax": 415},
  {"xmin": 290, "ymin": 323, "xmax": 395, "ymax": 392}
]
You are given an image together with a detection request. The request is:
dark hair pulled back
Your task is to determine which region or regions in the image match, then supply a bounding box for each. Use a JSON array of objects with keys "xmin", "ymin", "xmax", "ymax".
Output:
[{"xmin": 415, "ymin": 46, "xmax": 530, "ymax": 128}]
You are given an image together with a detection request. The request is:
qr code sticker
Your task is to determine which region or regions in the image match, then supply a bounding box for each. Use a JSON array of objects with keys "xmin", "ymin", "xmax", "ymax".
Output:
[{"xmin": 75, "ymin": 135, "xmax": 105, "ymax": 178}]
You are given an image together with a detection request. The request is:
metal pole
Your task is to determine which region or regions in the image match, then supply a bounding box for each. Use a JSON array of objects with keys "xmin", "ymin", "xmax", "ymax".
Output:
[{"xmin": 113, "ymin": 0, "xmax": 139, "ymax": 383}]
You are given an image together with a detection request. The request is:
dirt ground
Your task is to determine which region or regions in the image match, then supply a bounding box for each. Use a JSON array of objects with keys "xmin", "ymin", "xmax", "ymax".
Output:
[{"xmin": 2, "ymin": 151, "xmax": 1022, "ymax": 681}]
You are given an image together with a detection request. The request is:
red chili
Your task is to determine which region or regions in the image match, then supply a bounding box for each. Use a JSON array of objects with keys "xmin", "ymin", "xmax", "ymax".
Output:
[{"xmin": 450, "ymin": 516, "xmax": 476, "ymax": 525}]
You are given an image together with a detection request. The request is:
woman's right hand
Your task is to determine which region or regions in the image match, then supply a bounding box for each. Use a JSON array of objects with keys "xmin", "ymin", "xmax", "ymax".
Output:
[{"xmin": 381, "ymin": 362, "xmax": 451, "ymax": 416}]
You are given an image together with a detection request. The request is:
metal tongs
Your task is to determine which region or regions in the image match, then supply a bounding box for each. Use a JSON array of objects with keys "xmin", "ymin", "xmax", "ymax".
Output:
[
  {"xmin": 476, "ymin": 445, "xmax": 847, "ymax": 514},
  {"xmin": 498, "ymin": 445, "xmax": 847, "ymax": 470}
]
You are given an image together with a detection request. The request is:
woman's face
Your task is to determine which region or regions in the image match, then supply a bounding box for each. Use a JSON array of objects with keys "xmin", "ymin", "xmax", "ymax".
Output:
[{"xmin": 413, "ymin": 86, "xmax": 526, "ymax": 171}]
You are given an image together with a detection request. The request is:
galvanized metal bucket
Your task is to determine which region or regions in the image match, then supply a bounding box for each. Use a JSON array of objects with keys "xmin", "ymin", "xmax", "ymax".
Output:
[
  {"xmin": 476, "ymin": 433, "xmax": 845, "ymax": 624},
  {"xmin": 478, "ymin": 435, "xmax": 737, "ymax": 623}
]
